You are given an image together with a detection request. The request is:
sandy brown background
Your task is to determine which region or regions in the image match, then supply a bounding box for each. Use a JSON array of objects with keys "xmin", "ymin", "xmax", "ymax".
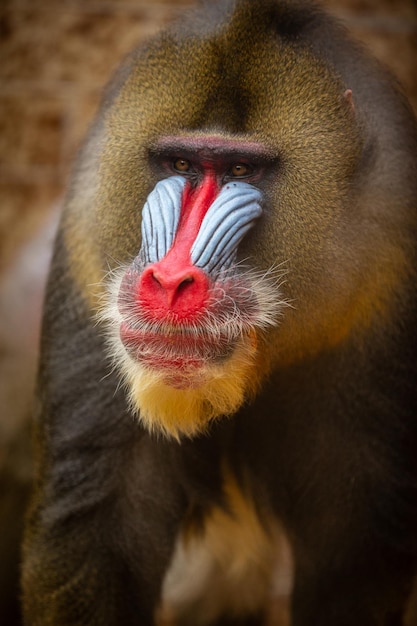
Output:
[{"xmin": 0, "ymin": 0, "xmax": 416, "ymax": 624}]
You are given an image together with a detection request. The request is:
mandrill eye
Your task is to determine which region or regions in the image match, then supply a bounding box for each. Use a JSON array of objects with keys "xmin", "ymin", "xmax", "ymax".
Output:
[
  {"xmin": 230, "ymin": 163, "xmax": 253, "ymax": 178},
  {"xmin": 173, "ymin": 158, "xmax": 192, "ymax": 173}
]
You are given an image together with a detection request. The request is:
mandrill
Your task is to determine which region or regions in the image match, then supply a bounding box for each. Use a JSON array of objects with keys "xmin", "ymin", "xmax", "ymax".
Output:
[{"xmin": 22, "ymin": 0, "xmax": 417, "ymax": 625}]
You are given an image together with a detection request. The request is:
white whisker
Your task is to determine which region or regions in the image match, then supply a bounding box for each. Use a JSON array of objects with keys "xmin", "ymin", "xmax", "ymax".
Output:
[{"xmin": 95, "ymin": 258, "xmax": 291, "ymax": 438}]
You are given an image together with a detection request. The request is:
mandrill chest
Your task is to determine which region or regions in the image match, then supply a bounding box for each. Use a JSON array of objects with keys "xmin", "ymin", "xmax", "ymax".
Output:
[
  {"xmin": 102, "ymin": 139, "xmax": 284, "ymax": 437},
  {"xmin": 158, "ymin": 471, "xmax": 293, "ymax": 626}
]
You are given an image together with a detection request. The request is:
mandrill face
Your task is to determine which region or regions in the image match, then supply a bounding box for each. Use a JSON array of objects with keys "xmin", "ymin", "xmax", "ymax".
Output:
[{"xmin": 103, "ymin": 144, "xmax": 286, "ymax": 438}]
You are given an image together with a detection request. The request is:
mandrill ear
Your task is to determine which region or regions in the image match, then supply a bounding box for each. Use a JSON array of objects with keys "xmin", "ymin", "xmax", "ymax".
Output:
[{"xmin": 343, "ymin": 88, "xmax": 355, "ymax": 111}]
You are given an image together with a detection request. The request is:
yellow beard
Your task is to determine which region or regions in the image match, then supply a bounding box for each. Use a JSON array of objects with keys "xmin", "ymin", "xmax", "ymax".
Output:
[{"xmin": 118, "ymin": 333, "xmax": 260, "ymax": 439}]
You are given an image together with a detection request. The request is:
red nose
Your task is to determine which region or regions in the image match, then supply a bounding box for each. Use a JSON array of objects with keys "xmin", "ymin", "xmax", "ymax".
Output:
[{"xmin": 138, "ymin": 260, "xmax": 210, "ymax": 321}]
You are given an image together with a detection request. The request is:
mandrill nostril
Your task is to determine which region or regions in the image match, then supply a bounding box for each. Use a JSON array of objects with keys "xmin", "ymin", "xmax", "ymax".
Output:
[
  {"xmin": 151, "ymin": 272, "xmax": 162, "ymax": 288},
  {"xmin": 178, "ymin": 276, "xmax": 194, "ymax": 291}
]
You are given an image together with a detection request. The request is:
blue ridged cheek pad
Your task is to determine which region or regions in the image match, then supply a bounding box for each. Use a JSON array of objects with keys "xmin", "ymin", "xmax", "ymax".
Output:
[{"xmin": 139, "ymin": 175, "xmax": 263, "ymax": 273}]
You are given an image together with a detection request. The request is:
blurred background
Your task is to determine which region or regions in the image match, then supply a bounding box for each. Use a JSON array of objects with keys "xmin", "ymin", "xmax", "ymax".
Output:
[{"xmin": 0, "ymin": 0, "xmax": 416, "ymax": 624}]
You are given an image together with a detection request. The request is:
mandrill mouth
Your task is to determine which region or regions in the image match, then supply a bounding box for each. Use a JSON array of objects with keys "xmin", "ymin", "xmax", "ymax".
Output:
[
  {"xmin": 101, "ymin": 263, "xmax": 287, "ymax": 391},
  {"xmin": 119, "ymin": 319, "xmax": 240, "ymax": 388},
  {"xmin": 120, "ymin": 321, "xmax": 237, "ymax": 369},
  {"xmin": 117, "ymin": 271, "xmax": 262, "ymax": 384},
  {"xmin": 110, "ymin": 266, "xmax": 282, "ymax": 388}
]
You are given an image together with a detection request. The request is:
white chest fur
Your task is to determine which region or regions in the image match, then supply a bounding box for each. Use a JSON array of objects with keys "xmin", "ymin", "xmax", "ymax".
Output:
[{"xmin": 158, "ymin": 477, "xmax": 293, "ymax": 625}]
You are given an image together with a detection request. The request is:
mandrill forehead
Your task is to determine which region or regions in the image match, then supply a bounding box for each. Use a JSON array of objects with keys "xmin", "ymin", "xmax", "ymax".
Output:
[
  {"xmin": 148, "ymin": 135, "xmax": 278, "ymax": 169},
  {"xmin": 121, "ymin": 36, "xmax": 350, "ymax": 147},
  {"xmin": 151, "ymin": 135, "xmax": 275, "ymax": 159}
]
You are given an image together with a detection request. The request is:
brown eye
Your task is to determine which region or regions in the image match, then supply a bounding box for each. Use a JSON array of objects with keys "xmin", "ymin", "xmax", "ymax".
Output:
[
  {"xmin": 230, "ymin": 163, "xmax": 252, "ymax": 178},
  {"xmin": 173, "ymin": 158, "xmax": 191, "ymax": 173}
]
